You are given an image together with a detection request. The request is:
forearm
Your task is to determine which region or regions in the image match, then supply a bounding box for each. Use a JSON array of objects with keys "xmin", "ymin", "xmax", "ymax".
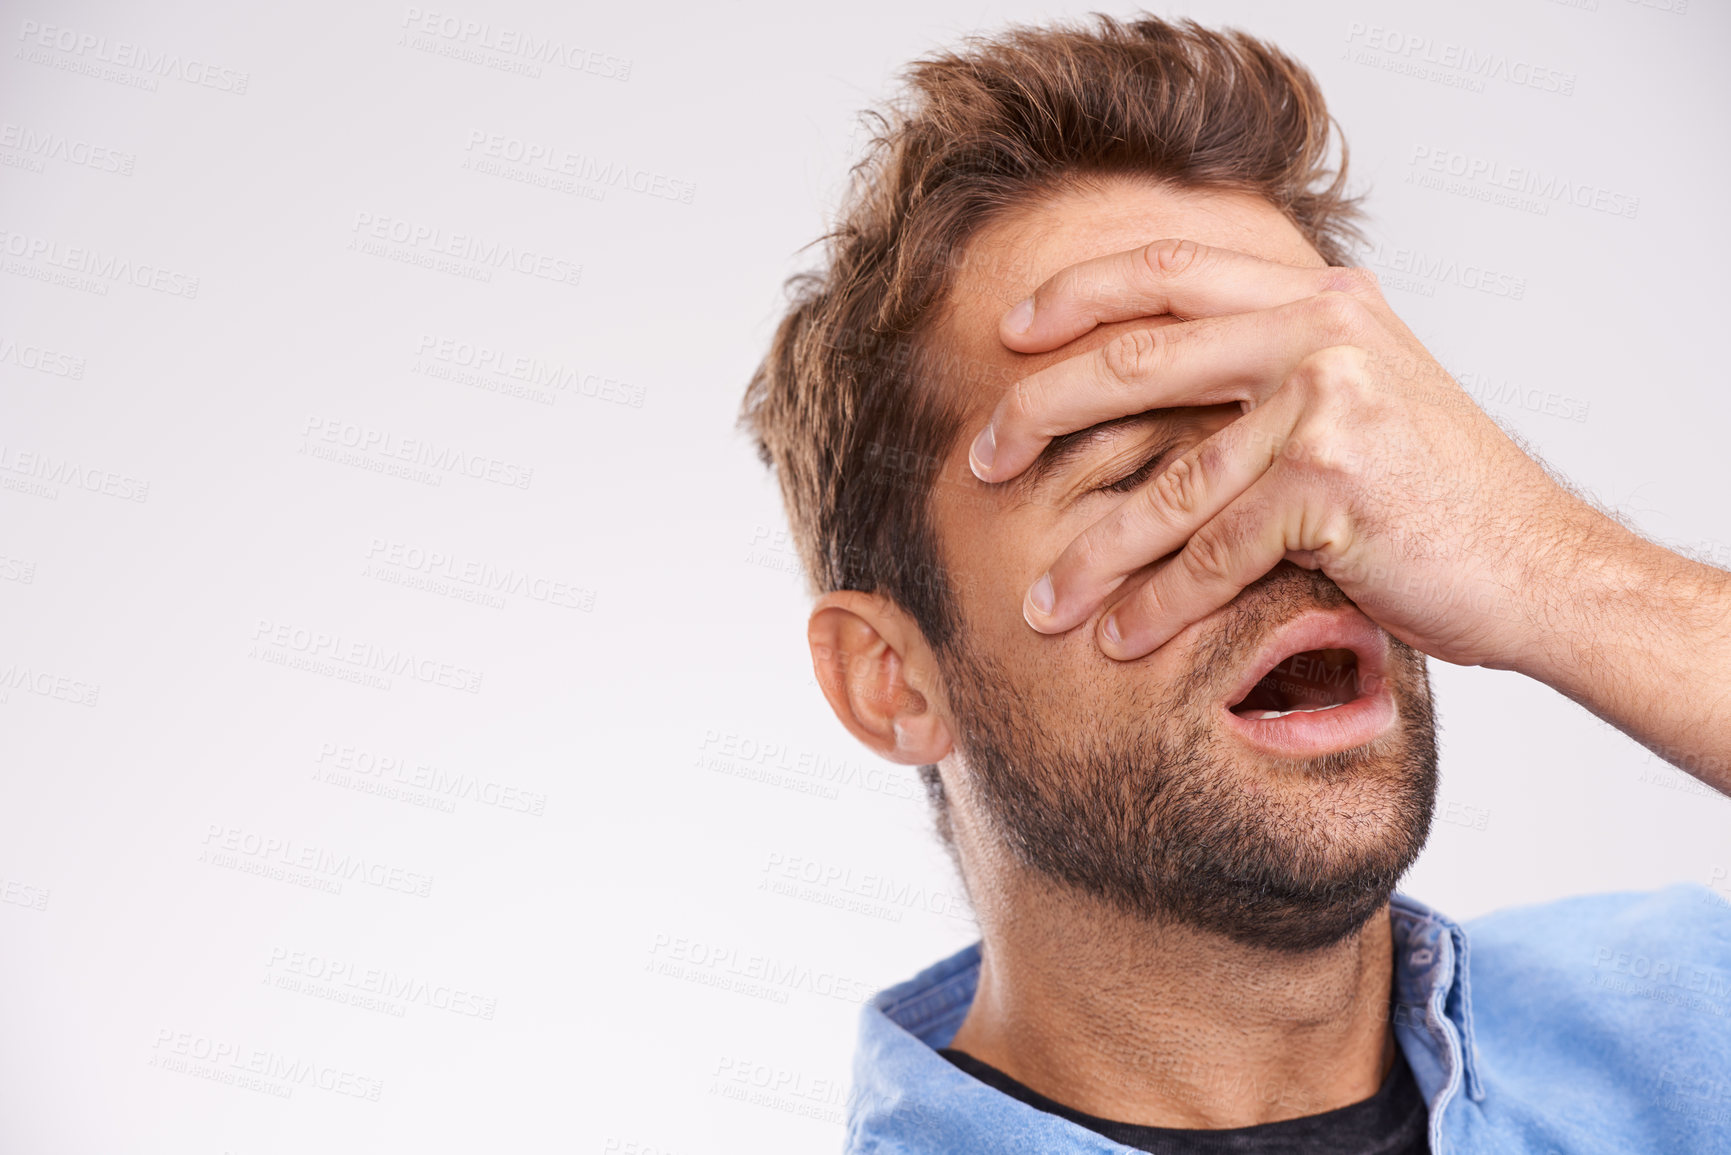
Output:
[{"xmin": 1516, "ymin": 507, "xmax": 1731, "ymax": 794}]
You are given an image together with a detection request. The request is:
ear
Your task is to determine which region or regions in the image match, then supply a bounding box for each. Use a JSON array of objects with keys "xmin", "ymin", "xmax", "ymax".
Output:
[{"xmin": 808, "ymin": 590, "xmax": 953, "ymax": 765}]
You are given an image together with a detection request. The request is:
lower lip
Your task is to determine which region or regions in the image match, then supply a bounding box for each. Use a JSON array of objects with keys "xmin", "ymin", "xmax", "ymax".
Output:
[{"xmin": 1221, "ymin": 682, "xmax": 1397, "ymax": 758}]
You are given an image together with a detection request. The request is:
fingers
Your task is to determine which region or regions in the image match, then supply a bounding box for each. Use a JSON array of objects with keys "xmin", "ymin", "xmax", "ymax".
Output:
[
  {"xmin": 1087, "ymin": 340, "xmax": 1382, "ymax": 659},
  {"xmin": 1021, "ymin": 385, "xmax": 1306, "ymax": 634},
  {"xmin": 1096, "ymin": 475, "xmax": 1330, "ymax": 660},
  {"xmin": 973, "ymin": 289, "xmax": 1380, "ymax": 483},
  {"xmin": 998, "ymin": 237, "xmax": 1376, "ymax": 353}
]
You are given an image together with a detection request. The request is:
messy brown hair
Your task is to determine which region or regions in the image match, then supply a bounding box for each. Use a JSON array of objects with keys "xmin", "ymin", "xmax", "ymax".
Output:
[{"xmin": 739, "ymin": 13, "xmax": 1367, "ymax": 656}]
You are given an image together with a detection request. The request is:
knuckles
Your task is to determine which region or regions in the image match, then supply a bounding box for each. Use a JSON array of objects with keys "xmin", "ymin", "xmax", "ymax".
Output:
[
  {"xmin": 1302, "ymin": 345, "xmax": 1373, "ymax": 395},
  {"xmin": 1274, "ymin": 411, "xmax": 1388, "ymax": 491},
  {"xmin": 1148, "ymin": 449, "xmax": 1208, "ymax": 521},
  {"xmin": 1304, "ymin": 290, "xmax": 1372, "ymax": 345},
  {"xmin": 1103, "ymin": 326, "xmax": 1167, "ymax": 384},
  {"xmin": 1178, "ymin": 523, "xmax": 1239, "ymax": 587},
  {"xmin": 1288, "ymin": 345, "xmax": 1375, "ymax": 422},
  {"xmin": 1140, "ymin": 238, "xmax": 1204, "ymax": 282},
  {"xmin": 1322, "ymin": 266, "xmax": 1383, "ymax": 300}
]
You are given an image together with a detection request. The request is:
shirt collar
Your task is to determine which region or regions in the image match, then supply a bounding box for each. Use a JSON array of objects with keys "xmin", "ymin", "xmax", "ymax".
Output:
[
  {"xmin": 848, "ymin": 892, "xmax": 1484, "ymax": 1150},
  {"xmin": 1387, "ymin": 892, "xmax": 1486, "ymax": 1105}
]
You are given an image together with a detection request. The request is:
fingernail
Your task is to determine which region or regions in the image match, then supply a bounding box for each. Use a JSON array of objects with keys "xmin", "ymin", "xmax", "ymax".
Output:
[
  {"xmin": 1004, "ymin": 297, "xmax": 1035, "ymax": 336},
  {"xmin": 1027, "ymin": 573, "xmax": 1054, "ymax": 616},
  {"xmin": 969, "ymin": 425, "xmax": 996, "ymax": 476},
  {"xmin": 1102, "ymin": 614, "xmax": 1122, "ymax": 646}
]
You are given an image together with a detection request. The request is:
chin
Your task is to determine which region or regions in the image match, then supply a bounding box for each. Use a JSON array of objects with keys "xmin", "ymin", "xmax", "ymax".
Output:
[{"xmin": 935, "ymin": 570, "xmax": 1440, "ymax": 953}]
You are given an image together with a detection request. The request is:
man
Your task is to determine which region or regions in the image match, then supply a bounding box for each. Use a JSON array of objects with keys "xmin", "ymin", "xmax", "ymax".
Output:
[{"xmin": 740, "ymin": 14, "xmax": 1731, "ymax": 1154}]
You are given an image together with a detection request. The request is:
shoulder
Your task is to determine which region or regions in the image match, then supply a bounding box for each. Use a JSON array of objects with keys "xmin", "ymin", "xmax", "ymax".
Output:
[
  {"xmin": 1462, "ymin": 883, "xmax": 1731, "ymax": 1067},
  {"xmin": 1464, "ymin": 882, "xmax": 1731, "ymax": 975},
  {"xmin": 1451, "ymin": 885, "xmax": 1731, "ymax": 1149}
]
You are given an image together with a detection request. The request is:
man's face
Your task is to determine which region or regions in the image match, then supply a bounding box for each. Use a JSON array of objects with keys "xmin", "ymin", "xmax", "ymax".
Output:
[{"xmin": 924, "ymin": 177, "xmax": 1437, "ymax": 952}]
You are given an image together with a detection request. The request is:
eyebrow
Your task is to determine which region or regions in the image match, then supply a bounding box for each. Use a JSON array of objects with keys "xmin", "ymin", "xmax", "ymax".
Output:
[{"xmin": 1006, "ymin": 412, "xmax": 1168, "ymax": 504}]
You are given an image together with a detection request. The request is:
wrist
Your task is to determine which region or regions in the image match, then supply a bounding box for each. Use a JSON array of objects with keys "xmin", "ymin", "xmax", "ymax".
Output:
[{"xmin": 1513, "ymin": 506, "xmax": 1731, "ymax": 720}]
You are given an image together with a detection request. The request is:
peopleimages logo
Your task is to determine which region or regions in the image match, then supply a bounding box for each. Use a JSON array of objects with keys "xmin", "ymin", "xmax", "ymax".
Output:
[
  {"xmin": 314, "ymin": 740, "xmax": 549, "ymax": 816},
  {"xmin": 364, "ymin": 537, "xmax": 593, "ymax": 612},
  {"xmin": 0, "ymin": 662, "xmax": 100, "ymax": 707},
  {"xmin": 399, "ymin": 7, "xmax": 632, "ymax": 80},
  {"xmin": 266, "ymin": 947, "xmax": 499, "ymax": 1019},
  {"xmin": 250, "ymin": 618, "xmax": 485, "ymax": 694},
  {"xmin": 0, "ymin": 228, "xmax": 200, "ymax": 297},
  {"xmin": 1406, "ymin": 146, "xmax": 1640, "ymax": 220},
  {"xmin": 414, "ymin": 334, "xmax": 645, "ymax": 407},
  {"xmin": 0, "ymin": 335, "xmax": 86, "ymax": 378},
  {"xmin": 462, "ymin": 131, "xmax": 696, "ymax": 204},
  {"xmin": 1351, "ymin": 242, "xmax": 1527, "ymax": 301},
  {"xmin": 348, "ymin": 211, "xmax": 582, "ymax": 287},
  {"xmin": 0, "ymin": 123, "xmax": 135, "ymax": 174},
  {"xmin": 16, "ymin": 20, "xmax": 251, "ymax": 93},
  {"xmin": 201, "ymin": 824, "xmax": 436, "ymax": 898},
  {"xmin": 647, "ymin": 933, "xmax": 877, "ymax": 1006},
  {"xmin": 696, "ymin": 728, "xmax": 921, "ymax": 803},
  {"xmin": 150, "ymin": 1029, "xmax": 383, "ymax": 1100},
  {"xmin": 0, "ymin": 443, "xmax": 149, "ymax": 502},
  {"xmin": 1344, "ymin": 21, "xmax": 1577, "ymax": 95},
  {"xmin": 301, "ymin": 415, "xmax": 534, "ymax": 490}
]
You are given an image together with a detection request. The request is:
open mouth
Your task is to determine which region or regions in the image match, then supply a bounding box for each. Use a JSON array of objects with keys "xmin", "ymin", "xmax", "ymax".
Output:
[
  {"xmin": 1218, "ymin": 609, "xmax": 1397, "ymax": 756},
  {"xmin": 1229, "ymin": 648, "xmax": 1363, "ymax": 720}
]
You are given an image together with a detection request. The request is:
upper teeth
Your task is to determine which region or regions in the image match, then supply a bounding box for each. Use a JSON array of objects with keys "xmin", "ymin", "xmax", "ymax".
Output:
[{"xmin": 1249, "ymin": 702, "xmax": 1346, "ymax": 720}]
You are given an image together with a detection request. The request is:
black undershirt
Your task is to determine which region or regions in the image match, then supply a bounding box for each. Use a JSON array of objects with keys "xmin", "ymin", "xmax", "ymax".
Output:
[{"xmin": 939, "ymin": 1046, "xmax": 1428, "ymax": 1154}]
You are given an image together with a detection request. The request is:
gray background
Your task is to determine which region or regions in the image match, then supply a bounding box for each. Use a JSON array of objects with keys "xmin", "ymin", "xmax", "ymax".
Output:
[{"xmin": 1, "ymin": 0, "xmax": 1726, "ymax": 1151}]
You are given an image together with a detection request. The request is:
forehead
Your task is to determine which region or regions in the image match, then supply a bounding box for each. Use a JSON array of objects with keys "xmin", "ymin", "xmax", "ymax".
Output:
[{"xmin": 934, "ymin": 176, "xmax": 1327, "ymax": 418}]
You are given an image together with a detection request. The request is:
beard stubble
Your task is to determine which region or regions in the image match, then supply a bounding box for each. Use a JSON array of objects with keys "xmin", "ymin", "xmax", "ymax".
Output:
[{"xmin": 933, "ymin": 564, "xmax": 1440, "ymax": 953}]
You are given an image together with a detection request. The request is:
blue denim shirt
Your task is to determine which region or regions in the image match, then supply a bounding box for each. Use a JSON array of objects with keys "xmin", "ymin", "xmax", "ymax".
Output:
[{"xmin": 847, "ymin": 885, "xmax": 1731, "ymax": 1153}]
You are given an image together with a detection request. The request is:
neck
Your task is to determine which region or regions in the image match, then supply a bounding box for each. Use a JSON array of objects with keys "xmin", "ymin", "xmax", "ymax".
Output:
[{"xmin": 946, "ymin": 865, "xmax": 1398, "ymax": 1129}]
